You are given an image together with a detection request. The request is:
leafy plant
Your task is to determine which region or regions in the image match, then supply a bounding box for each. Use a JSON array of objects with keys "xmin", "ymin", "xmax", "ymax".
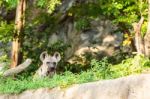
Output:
[
  {"xmin": 0, "ymin": 21, "xmax": 13, "ymax": 63},
  {"xmin": 75, "ymin": 18, "xmax": 90, "ymax": 31},
  {"xmin": 36, "ymin": 0, "xmax": 61, "ymax": 14},
  {"xmin": 90, "ymin": 57, "xmax": 112, "ymax": 79},
  {"xmin": 2, "ymin": 0, "xmax": 17, "ymax": 9},
  {"xmin": 110, "ymin": 55, "xmax": 150, "ymax": 78},
  {"xmin": 0, "ymin": 21, "xmax": 13, "ymax": 42}
]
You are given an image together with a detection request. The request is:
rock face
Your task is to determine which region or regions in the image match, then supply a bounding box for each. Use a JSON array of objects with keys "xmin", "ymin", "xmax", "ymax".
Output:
[
  {"xmin": 48, "ymin": 18, "xmax": 122, "ymax": 63},
  {"xmin": 1, "ymin": 74, "xmax": 150, "ymax": 99}
]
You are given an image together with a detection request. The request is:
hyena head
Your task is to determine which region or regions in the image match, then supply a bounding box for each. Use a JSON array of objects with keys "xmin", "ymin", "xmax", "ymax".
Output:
[{"xmin": 38, "ymin": 51, "xmax": 61, "ymax": 77}]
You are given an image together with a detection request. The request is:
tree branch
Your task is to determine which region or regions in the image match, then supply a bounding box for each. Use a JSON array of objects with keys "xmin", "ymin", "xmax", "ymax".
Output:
[{"xmin": 3, "ymin": 59, "xmax": 32, "ymax": 77}]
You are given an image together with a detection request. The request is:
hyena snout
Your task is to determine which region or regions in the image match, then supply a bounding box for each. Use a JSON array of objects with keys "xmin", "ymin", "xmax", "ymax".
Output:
[
  {"xmin": 50, "ymin": 67, "xmax": 55, "ymax": 71},
  {"xmin": 47, "ymin": 62, "xmax": 57, "ymax": 71},
  {"xmin": 48, "ymin": 65, "xmax": 56, "ymax": 72}
]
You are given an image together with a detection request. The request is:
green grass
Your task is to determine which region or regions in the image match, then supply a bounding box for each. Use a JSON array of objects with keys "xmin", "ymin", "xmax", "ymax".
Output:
[{"xmin": 0, "ymin": 55, "xmax": 150, "ymax": 94}]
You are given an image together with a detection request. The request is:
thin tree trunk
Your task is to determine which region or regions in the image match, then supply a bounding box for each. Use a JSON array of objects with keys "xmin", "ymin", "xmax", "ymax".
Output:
[
  {"xmin": 11, "ymin": 0, "xmax": 26, "ymax": 68},
  {"xmin": 133, "ymin": 17, "xmax": 145, "ymax": 55},
  {"xmin": 144, "ymin": 0, "xmax": 150, "ymax": 57}
]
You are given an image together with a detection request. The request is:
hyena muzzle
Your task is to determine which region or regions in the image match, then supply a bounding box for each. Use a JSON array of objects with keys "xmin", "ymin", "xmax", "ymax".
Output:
[{"xmin": 36, "ymin": 51, "xmax": 61, "ymax": 78}]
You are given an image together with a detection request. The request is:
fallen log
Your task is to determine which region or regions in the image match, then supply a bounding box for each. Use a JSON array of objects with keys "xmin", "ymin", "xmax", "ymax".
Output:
[{"xmin": 2, "ymin": 59, "xmax": 32, "ymax": 77}]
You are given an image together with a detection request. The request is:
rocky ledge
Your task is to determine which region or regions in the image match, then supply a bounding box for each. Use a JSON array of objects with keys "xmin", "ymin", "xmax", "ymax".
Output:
[{"xmin": 0, "ymin": 74, "xmax": 150, "ymax": 99}]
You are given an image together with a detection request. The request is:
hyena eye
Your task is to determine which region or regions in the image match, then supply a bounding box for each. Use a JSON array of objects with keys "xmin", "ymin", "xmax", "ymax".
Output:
[
  {"xmin": 46, "ymin": 62, "xmax": 50, "ymax": 64},
  {"xmin": 53, "ymin": 62, "xmax": 56, "ymax": 65}
]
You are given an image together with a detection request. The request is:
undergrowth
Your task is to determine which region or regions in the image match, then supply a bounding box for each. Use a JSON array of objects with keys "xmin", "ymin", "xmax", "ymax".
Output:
[{"xmin": 0, "ymin": 55, "xmax": 150, "ymax": 94}]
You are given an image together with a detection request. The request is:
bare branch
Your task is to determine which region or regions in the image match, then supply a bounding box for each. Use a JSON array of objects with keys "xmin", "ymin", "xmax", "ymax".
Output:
[{"xmin": 3, "ymin": 59, "xmax": 32, "ymax": 77}]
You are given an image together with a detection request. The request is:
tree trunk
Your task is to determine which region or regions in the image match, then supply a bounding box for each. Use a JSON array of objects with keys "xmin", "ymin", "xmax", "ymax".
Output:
[
  {"xmin": 144, "ymin": 0, "xmax": 150, "ymax": 57},
  {"xmin": 11, "ymin": 0, "xmax": 26, "ymax": 68},
  {"xmin": 133, "ymin": 17, "xmax": 145, "ymax": 55}
]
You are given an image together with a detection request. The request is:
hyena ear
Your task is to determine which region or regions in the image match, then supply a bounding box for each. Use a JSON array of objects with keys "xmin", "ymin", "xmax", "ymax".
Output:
[
  {"xmin": 40, "ymin": 51, "xmax": 48, "ymax": 61},
  {"xmin": 53, "ymin": 52, "xmax": 61, "ymax": 62}
]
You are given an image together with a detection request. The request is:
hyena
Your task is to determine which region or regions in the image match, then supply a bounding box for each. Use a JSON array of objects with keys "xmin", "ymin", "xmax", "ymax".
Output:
[{"xmin": 36, "ymin": 51, "xmax": 61, "ymax": 78}]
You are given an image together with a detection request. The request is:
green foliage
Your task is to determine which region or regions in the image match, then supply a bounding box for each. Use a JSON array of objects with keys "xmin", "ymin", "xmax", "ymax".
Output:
[
  {"xmin": 1, "ymin": 0, "xmax": 17, "ymax": 9},
  {"xmin": 68, "ymin": 0, "xmax": 148, "ymax": 32},
  {"xmin": 36, "ymin": 0, "xmax": 47, "ymax": 8},
  {"xmin": 110, "ymin": 55, "xmax": 150, "ymax": 78},
  {"xmin": 90, "ymin": 57, "xmax": 112, "ymax": 79},
  {"xmin": 0, "ymin": 55, "xmax": 8, "ymax": 62},
  {"xmin": 141, "ymin": 21, "xmax": 147, "ymax": 36},
  {"xmin": 75, "ymin": 18, "xmax": 90, "ymax": 31},
  {"xmin": 0, "ymin": 21, "xmax": 13, "ymax": 62},
  {"xmin": 69, "ymin": 3, "xmax": 101, "ymax": 31},
  {"xmin": 47, "ymin": 0, "xmax": 61, "ymax": 14},
  {"xmin": 36, "ymin": 0, "xmax": 61, "ymax": 14},
  {"xmin": 0, "ymin": 21, "xmax": 13, "ymax": 42},
  {"xmin": 0, "ymin": 55, "xmax": 150, "ymax": 94},
  {"xmin": 90, "ymin": 55, "xmax": 150, "ymax": 79},
  {"xmin": 69, "ymin": 3, "xmax": 101, "ymax": 19}
]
